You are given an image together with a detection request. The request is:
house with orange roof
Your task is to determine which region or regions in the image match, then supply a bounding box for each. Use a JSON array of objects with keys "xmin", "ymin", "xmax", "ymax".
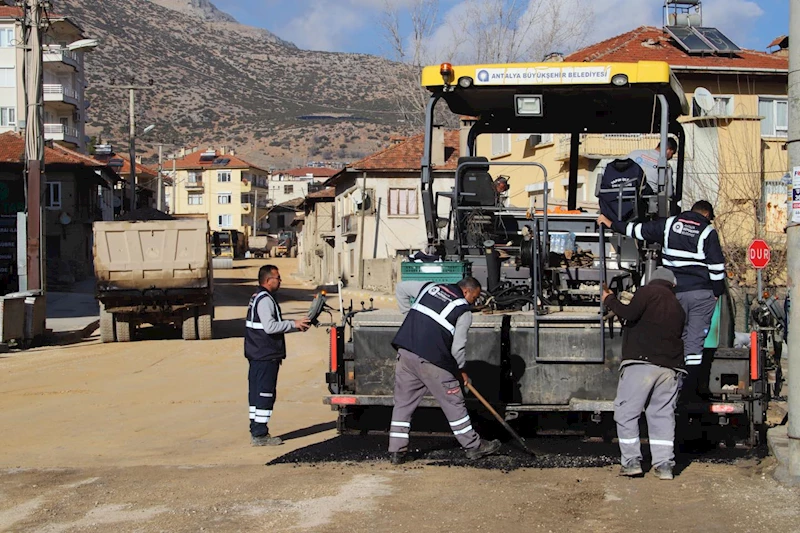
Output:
[
  {"xmin": 0, "ymin": 132, "xmax": 117, "ymax": 293},
  {"xmin": 0, "ymin": 6, "xmax": 95, "ymax": 152},
  {"xmin": 476, "ymin": 22, "xmax": 789, "ymax": 278},
  {"xmin": 319, "ymin": 127, "xmax": 460, "ymax": 287},
  {"xmin": 166, "ymin": 146, "xmax": 269, "ymax": 235}
]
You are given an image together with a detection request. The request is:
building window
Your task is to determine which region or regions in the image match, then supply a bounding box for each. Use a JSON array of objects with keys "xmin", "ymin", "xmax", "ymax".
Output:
[
  {"xmin": 188, "ymin": 171, "xmax": 200, "ymax": 183},
  {"xmin": 491, "ymin": 134, "xmax": 511, "ymax": 157},
  {"xmin": 388, "ymin": 188, "xmax": 418, "ymax": 216},
  {"xmin": 218, "ymin": 214, "xmax": 233, "ymax": 227},
  {"xmin": 0, "ymin": 28, "xmax": 13, "ymax": 48},
  {"xmin": 45, "ymin": 182, "xmax": 61, "ymax": 209},
  {"xmin": 188, "ymin": 193, "xmax": 203, "ymax": 205},
  {"xmin": 217, "ymin": 170, "xmax": 231, "ymax": 182},
  {"xmin": 0, "ymin": 67, "xmax": 14, "ymax": 88},
  {"xmin": 0, "ymin": 107, "xmax": 15, "ymax": 127},
  {"xmin": 759, "ymin": 97, "xmax": 788, "ymax": 138},
  {"xmin": 692, "ymin": 95, "xmax": 733, "ymax": 117},
  {"xmin": 217, "ymin": 193, "xmax": 231, "ymax": 204},
  {"xmin": 284, "ymin": 184, "xmax": 294, "ymax": 195}
]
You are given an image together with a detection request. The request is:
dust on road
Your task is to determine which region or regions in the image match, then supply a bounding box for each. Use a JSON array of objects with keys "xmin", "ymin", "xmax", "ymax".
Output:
[{"xmin": 0, "ymin": 258, "xmax": 798, "ymax": 532}]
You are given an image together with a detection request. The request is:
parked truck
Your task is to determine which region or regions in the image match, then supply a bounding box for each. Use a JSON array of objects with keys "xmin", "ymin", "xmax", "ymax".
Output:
[
  {"xmin": 93, "ymin": 218, "xmax": 214, "ymax": 342},
  {"xmin": 248, "ymin": 234, "xmax": 278, "ymax": 258}
]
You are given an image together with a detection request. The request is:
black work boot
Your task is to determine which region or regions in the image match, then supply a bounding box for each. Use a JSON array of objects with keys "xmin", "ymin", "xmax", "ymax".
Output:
[
  {"xmin": 389, "ymin": 451, "xmax": 407, "ymax": 465},
  {"xmin": 251, "ymin": 434, "xmax": 283, "ymax": 446},
  {"xmin": 465, "ymin": 439, "xmax": 501, "ymax": 460}
]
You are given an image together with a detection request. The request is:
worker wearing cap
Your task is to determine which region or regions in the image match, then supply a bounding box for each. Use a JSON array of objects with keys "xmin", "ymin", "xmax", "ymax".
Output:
[
  {"xmin": 599, "ymin": 200, "xmax": 726, "ymax": 401},
  {"xmin": 388, "ymin": 277, "xmax": 501, "ymax": 465},
  {"xmin": 603, "ymin": 267, "xmax": 686, "ymax": 480}
]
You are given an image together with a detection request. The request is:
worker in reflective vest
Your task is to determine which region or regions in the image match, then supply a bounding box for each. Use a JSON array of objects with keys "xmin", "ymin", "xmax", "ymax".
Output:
[
  {"xmin": 599, "ymin": 200, "xmax": 726, "ymax": 401},
  {"xmin": 388, "ymin": 276, "xmax": 501, "ymax": 465},
  {"xmin": 244, "ymin": 265, "xmax": 310, "ymax": 446}
]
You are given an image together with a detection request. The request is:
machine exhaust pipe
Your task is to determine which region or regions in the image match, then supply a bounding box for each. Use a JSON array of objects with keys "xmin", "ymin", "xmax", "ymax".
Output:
[{"xmin": 484, "ymin": 240, "xmax": 501, "ymax": 294}]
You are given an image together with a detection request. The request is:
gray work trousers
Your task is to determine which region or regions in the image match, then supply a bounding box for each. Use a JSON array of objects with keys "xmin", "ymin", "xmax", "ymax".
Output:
[
  {"xmin": 388, "ymin": 348, "xmax": 481, "ymax": 453},
  {"xmin": 676, "ymin": 289, "xmax": 717, "ymax": 395},
  {"xmin": 614, "ymin": 362, "xmax": 680, "ymax": 468}
]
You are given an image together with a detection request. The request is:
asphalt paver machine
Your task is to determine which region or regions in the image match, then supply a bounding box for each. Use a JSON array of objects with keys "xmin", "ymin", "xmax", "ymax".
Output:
[{"xmin": 325, "ymin": 60, "xmax": 776, "ymax": 447}]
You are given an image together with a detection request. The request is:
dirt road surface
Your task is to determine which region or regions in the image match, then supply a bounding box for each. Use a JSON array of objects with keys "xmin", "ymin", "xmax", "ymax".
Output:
[{"xmin": 1, "ymin": 258, "xmax": 798, "ymax": 532}]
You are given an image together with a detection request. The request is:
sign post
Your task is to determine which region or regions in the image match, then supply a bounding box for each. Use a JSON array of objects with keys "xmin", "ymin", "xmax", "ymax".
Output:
[{"xmin": 748, "ymin": 238, "xmax": 771, "ymax": 301}]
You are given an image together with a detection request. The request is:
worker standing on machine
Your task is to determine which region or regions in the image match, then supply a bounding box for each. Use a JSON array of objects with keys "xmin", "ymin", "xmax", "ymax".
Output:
[
  {"xmin": 388, "ymin": 277, "xmax": 501, "ymax": 465},
  {"xmin": 598, "ymin": 200, "xmax": 726, "ymax": 401}
]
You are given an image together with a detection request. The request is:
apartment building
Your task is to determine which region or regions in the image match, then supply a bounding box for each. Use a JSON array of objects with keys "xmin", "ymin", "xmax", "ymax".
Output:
[
  {"xmin": 0, "ymin": 6, "xmax": 93, "ymax": 151},
  {"xmin": 167, "ymin": 147, "xmax": 269, "ymax": 234}
]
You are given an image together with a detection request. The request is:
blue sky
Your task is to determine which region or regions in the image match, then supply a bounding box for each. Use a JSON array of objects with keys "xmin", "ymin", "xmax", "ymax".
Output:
[{"xmin": 213, "ymin": 0, "xmax": 788, "ymax": 56}]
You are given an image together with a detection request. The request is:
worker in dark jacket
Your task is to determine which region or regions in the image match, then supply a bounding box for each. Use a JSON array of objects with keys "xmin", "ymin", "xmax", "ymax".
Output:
[
  {"xmin": 599, "ymin": 200, "xmax": 725, "ymax": 399},
  {"xmin": 388, "ymin": 277, "xmax": 501, "ymax": 465},
  {"xmin": 244, "ymin": 265, "xmax": 310, "ymax": 446},
  {"xmin": 603, "ymin": 267, "xmax": 686, "ymax": 480}
]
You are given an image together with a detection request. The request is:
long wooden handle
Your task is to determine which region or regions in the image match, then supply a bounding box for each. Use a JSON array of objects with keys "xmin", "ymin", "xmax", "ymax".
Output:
[{"xmin": 466, "ymin": 381, "xmax": 504, "ymax": 422}]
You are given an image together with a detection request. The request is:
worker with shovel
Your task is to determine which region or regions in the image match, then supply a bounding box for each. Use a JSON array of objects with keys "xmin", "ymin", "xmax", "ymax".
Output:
[
  {"xmin": 388, "ymin": 277, "xmax": 501, "ymax": 465},
  {"xmin": 602, "ymin": 267, "xmax": 686, "ymax": 480}
]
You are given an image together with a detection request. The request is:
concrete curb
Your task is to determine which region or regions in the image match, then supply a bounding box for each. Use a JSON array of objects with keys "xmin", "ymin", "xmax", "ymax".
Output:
[{"xmin": 767, "ymin": 425, "xmax": 800, "ymax": 486}]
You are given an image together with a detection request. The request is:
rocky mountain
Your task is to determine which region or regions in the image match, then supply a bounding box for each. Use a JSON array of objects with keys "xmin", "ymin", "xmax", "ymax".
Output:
[
  {"xmin": 148, "ymin": 0, "xmax": 239, "ymax": 23},
  {"xmin": 58, "ymin": 0, "xmax": 416, "ymax": 168}
]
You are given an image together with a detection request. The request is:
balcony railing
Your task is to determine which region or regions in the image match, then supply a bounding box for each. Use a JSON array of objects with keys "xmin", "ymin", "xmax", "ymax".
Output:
[
  {"xmin": 185, "ymin": 177, "xmax": 203, "ymax": 189},
  {"xmin": 341, "ymin": 214, "xmax": 358, "ymax": 236},
  {"xmin": 554, "ymin": 133, "xmax": 661, "ymax": 161},
  {"xmin": 42, "ymin": 47, "xmax": 79, "ymax": 69},
  {"xmin": 43, "ymin": 123, "xmax": 78, "ymax": 142},
  {"xmin": 43, "ymin": 84, "xmax": 79, "ymax": 106}
]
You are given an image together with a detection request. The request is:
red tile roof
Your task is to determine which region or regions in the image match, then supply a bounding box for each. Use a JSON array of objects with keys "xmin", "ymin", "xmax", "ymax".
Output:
[
  {"xmin": 306, "ymin": 187, "xmax": 335, "ymax": 199},
  {"xmin": 170, "ymin": 149, "xmax": 267, "ymax": 172},
  {"xmin": 93, "ymin": 153, "xmax": 156, "ymax": 179},
  {"xmin": 565, "ymin": 26, "xmax": 788, "ymax": 71},
  {"xmin": 347, "ymin": 129, "xmax": 460, "ymax": 172},
  {"xmin": 0, "ymin": 131, "xmax": 106, "ymax": 167},
  {"xmin": 0, "ymin": 7, "xmax": 23, "ymax": 17},
  {"xmin": 768, "ymin": 35, "xmax": 788, "ymax": 48},
  {"xmin": 279, "ymin": 166, "xmax": 339, "ymax": 178}
]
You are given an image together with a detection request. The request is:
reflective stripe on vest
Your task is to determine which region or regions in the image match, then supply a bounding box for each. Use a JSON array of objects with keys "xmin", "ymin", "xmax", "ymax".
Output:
[{"xmin": 410, "ymin": 285, "xmax": 468, "ymax": 335}]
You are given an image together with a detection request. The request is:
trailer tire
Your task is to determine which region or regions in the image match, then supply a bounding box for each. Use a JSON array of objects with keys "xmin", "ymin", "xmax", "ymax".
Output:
[
  {"xmin": 182, "ymin": 309, "xmax": 198, "ymax": 340},
  {"xmin": 198, "ymin": 305, "xmax": 213, "ymax": 340},
  {"xmin": 99, "ymin": 303, "xmax": 116, "ymax": 343},
  {"xmin": 115, "ymin": 318, "xmax": 133, "ymax": 342}
]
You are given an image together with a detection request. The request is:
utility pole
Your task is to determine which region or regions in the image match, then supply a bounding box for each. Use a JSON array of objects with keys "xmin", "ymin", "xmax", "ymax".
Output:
[
  {"xmin": 357, "ymin": 172, "xmax": 368, "ymax": 289},
  {"xmin": 252, "ymin": 188, "xmax": 257, "ymax": 236},
  {"xmin": 113, "ymin": 80, "xmax": 153, "ymax": 213},
  {"xmin": 786, "ymin": 0, "xmax": 800, "ymax": 482},
  {"xmin": 157, "ymin": 144, "xmax": 163, "ymax": 211},
  {"xmin": 23, "ymin": 0, "xmax": 44, "ymax": 292}
]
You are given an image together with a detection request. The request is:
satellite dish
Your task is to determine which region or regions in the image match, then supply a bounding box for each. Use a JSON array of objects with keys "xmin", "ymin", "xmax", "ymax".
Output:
[
  {"xmin": 351, "ymin": 189, "xmax": 364, "ymax": 206},
  {"xmin": 693, "ymin": 87, "xmax": 715, "ymax": 115},
  {"xmin": 58, "ymin": 212, "xmax": 72, "ymax": 225},
  {"xmin": 112, "ymin": 196, "xmax": 122, "ymax": 208}
]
